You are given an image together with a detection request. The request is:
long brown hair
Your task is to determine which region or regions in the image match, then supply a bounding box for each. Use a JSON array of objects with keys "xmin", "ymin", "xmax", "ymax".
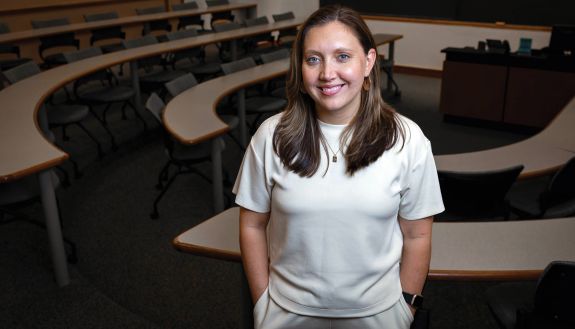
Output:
[{"xmin": 273, "ymin": 5, "xmax": 404, "ymax": 176}]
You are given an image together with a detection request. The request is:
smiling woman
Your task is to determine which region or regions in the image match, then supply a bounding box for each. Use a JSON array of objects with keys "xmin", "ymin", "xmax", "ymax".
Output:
[{"xmin": 233, "ymin": 5, "xmax": 445, "ymax": 329}]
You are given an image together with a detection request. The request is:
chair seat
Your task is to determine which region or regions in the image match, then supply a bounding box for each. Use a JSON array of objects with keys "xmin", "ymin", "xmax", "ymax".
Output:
[
  {"xmin": 246, "ymin": 97, "xmax": 286, "ymax": 113},
  {"xmin": 47, "ymin": 104, "xmax": 90, "ymax": 125},
  {"xmin": 100, "ymin": 43, "xmax": 125, "ymax": 54},
  {"xmin": 141, "ymin": 69, "xmax": 186, "ymax": 84},
  {"xmin": 188, "ymin": 61, "xmax": 222, "ymax": 75},
  {"xmin": 486, "ymin": 282, "xmax": 536, "ymax": 329},
  {"xmin": 220, "ymin": 114, "xmax": 239, "ymax": 129},
  {"xmin": 43, "ymin": 53, "xmax": 67, "ymax": 66},
  {"xmin": 0, "ymin": 58, "xmax": 33, "ymax": 71},
  {"xmin": 80, "ymin": 86, "xmax": 135, "ymax": 103}
]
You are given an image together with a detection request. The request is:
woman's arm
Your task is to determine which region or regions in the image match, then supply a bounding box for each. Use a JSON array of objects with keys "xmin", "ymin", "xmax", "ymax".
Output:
[
  {"xmin": 399, "ymin": 216, "xmax": 433, "ymax": 313},
  {"xmin": 239, "ymin": 207, "xmax": 271, "ymax": 302}
]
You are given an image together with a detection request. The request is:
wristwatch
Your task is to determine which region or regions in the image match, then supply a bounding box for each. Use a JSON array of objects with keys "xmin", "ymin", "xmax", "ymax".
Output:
[{"xmin": 402, "ymin": 291, "xmax": 424, "ymax": 308}]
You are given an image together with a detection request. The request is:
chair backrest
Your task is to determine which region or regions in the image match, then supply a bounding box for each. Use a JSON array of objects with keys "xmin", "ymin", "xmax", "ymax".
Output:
[
  {"xmin": 437, "ymin": 164, "xmax": 524, "ymax": 219},
  {"xmin": 534, "ymin": 261, "xmax": 575, "ymax": 325},
  {"xmin": 31, "ymin": 18, "xmax": 78, "ymax": 55},
  {"xmin": 245, "ymin": 16, "xmax": 269, "ymax": 27},
  {"xmin": 2, "ymin": 61, "xmax": 41, "ymax": 84},
  {"xmin": 136, "ymin": 6, "xmax": 165, "ymax": 15},
  {"xmin": 84, "ymin": 11, "xmax": 119, "ymax": 22},
  {"xmin": 260, "ymin": 48, "xmax": 290, "ymax": 63},
  {"xmin": 136, "ymin": 6, "xmax": 171, "ymax": 35},
  {"xmin": 221, "ymin": 57, "xmax": 257, "ymax": 75},
  {"xmin": 145, "ymin": 92, "xmax": 165, "ymax": 123},
  {"xmin": 62, "ymin": 47, "xmax": 103, "ymax": 63},
  {"xmin": 166, "ymin": 29, "xmax": 198, "ymax": 41},
  {"xmin": 212, "ymin": 21, "xmax": 242, "ymax": 33},
  {"xmin": 31, "ymin": 18, "xmax": 69, "ymax": 29},
  {"xmin": 122, "ymin": 35, "xmax": 158, "ymax": 49},
  {"xmin": 206, "ymin": 0, "xmax": 229, "ymax": 6},
  {"xmin": 172, "ymin": 2, "xmax": 198, "ymax": 11},
  {"xmin": 272, "ymin": 12, "xmax": 295, "ymax": 22},
  {"xmin": 84, "ymin": 12, "xmax": 125, "ymax": 45},
  {"xmin": 165, "ymin": 73, "xmax": 198, "ymax": 98},
  {"xmin": 0, "ymin": 21, "xmax": 10, "ymax": 33},
  {"xmin": 542, "ymin": 156, "xmax": 575, "ymax": 210}
]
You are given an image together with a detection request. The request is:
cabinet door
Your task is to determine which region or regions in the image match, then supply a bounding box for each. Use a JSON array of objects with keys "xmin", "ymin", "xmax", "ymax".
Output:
[
  {"xmin": 504, "ymin": 68, "xmax": 575, "ymax": 128},
  {"xmin": 439, "ymin": 61, "xmax": 507, "ymax": 122}
]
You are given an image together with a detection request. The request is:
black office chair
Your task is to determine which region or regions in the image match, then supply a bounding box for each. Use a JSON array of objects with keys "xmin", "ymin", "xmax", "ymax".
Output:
[
  {"xmin": 0, "ymin": 22, "xmax": 32, "ymax": 73},
  {"xmin": 243, "ymin": 16, "xmax": 275, "ymax": 63},
  {"xmin": 510, "ymin": 157, "xmax": 575, "ymax": 219},
  {"xmin": 64, "ymin": 47, "xmax": 144, "ymax": 149},
  {"xmin": 83, "ymin": 12, "xmax": 126, "ymax": 54},
  {"xmin": 206, "ymin": 0, "xmax": 235, "ymax": 29},
  {"xmin": 122, "ymin": 35, "xmax": 186, "ymax": 97},
  {"xmin": 272, "ymin": 12, "xmax": 297, "ymax": 48},
  {"xmin": 30, "ymin": 18, "xmax": 80, "ymax": 68},
  {"xmin": 135, "ymin": 6, "xmax": 172, "ymax": 42},
  {"xmin": 435, "ymin": 165, "xmax": 524, "ymax": 221},
  {"xmin": 486, "ymin": 261, "xmax": 575, "ymax": 329},
  {"xmin": 260, "ymin": 48, "xmax": 290, "ymax": 98},
  {"xmin": 212, "ymin": 21, "xmax": 245, "ymax": 62},
  {"xmin": 145, "ymin": 91, "xmax": 223, "ymax": 219},
  {"xmin": 220, "ymin": 57, "xmax": 287, "ymax": 133},
  {"xmin": 172, "ymin": 1, "xmax": 204, "ymax": 31}
]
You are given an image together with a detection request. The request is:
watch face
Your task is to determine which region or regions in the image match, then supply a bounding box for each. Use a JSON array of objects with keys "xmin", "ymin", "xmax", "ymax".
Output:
[{"xmin": 412, "ymin": 295, "xmax": 424, "ymax": 308}]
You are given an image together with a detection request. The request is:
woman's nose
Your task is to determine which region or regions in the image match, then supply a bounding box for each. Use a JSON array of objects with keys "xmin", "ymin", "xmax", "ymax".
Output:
[{"xmin": 319, "ymin": 61, "xmax": 336, "ymax": 80}]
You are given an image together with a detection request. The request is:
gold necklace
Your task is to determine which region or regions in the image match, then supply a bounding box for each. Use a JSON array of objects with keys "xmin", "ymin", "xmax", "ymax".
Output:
[{"xmin": 325, "ymin": 141, "xmax": 342, "ymax": 163}]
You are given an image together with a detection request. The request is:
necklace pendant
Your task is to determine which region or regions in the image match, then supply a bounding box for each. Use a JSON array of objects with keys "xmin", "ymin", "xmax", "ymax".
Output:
[{"xmin": 332, "ymin": 155, "xmax": 337, "ymax": 163}]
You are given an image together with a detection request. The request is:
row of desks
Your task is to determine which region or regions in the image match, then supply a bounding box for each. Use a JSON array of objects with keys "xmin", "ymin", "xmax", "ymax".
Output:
[{"xmin": 0, "ymin": 2, "xmax": 257, "ymax": 44}]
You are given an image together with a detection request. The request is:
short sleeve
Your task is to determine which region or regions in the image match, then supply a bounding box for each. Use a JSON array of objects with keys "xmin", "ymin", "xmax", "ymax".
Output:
[
  {"xmin": 399, "ymin": 126, "xmax": 445, "ymax": 220},
  {"xmin": 232, "ymin": 117, "xmax": 278, "ymax": 213}
]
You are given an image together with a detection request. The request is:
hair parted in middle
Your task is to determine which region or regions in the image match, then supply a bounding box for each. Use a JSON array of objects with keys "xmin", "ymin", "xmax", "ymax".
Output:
[{"xmin": 272, "ymin": 5, "xmax": 405, "ymax": 177}]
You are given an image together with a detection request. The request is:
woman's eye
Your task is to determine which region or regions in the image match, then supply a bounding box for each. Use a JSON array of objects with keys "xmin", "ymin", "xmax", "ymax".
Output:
[
  {"xmin": 337, "ymin": 54, "xmax": 350, "ymax": 61},
  {"xmin": 305, "ymin": 56, "xmax": 320, "ymax": 64}
]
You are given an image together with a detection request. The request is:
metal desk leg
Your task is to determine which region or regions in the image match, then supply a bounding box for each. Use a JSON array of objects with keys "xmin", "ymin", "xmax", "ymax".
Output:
[
  {"xmin": 38, "ymin": 170, "xmax": 70, "ymax": 287},
  {"xmin": 387, "ymin": 41, "xmax": 396, "ymax": 92},
  {"xmin": 129, "ymin": 61, "xmax": 147, "ymax": 130},
  {"xmin": 237, "ymin": 89, "xmax": 247, "ymax": 147},
  {"xmin": 211, "ymin": 138, "xmax": 224, "ymax": 213}
]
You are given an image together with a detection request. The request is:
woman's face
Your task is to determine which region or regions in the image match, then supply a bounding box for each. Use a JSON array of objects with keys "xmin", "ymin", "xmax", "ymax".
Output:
[{"xmin": 301, "ymin": 21, "xmax": 376, "ymax": 125}]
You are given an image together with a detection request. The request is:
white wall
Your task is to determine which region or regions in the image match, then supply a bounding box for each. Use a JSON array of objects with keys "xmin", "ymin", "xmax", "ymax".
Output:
[{"xmin": 367, "ymin": 19, "xmax": 551, "ymax": 71}]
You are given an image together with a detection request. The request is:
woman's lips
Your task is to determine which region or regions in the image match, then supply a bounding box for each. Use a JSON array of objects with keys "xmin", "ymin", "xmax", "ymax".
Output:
[{"xmin": 318, "ymin": 84, "xmax": 344, "ymax": 96}]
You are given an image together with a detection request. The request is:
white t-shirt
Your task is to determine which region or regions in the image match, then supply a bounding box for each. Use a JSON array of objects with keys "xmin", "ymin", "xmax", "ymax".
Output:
[{"xmin": 233, "ymin": 113, "xmax": 444, "ymax": 318}]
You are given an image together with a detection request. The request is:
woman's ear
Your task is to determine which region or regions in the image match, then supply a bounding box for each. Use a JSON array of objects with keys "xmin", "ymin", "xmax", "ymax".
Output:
[{"xmin": 365, "ymin": 48, "xmax": 377, "ymax": 77}]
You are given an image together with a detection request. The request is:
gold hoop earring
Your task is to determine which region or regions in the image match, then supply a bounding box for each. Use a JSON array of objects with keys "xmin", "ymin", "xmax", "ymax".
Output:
[{"xmin": 362, "ymin": 76, "xmax": 371, "ymax": 91}]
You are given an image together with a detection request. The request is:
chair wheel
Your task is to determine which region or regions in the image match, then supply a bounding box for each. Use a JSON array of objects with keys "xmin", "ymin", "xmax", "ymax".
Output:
[{"xmin": 150, "ymin": 211, "xmax": 159, "ymax": 220}]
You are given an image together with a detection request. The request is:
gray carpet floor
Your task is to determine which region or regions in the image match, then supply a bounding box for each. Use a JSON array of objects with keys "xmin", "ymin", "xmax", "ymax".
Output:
[{"xmin": 1, "ymin": 72, "xmax": 541, "ymax": 329}]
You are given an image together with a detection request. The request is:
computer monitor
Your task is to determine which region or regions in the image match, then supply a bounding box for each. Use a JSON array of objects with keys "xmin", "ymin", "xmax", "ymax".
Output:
[{"xmin": 549, "ymin": 24, "xmax": 575, "ymax": 56}]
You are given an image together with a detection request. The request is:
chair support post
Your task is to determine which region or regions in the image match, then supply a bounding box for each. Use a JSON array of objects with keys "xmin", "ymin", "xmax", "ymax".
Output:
[
  {"xmin": 38, "ymin": 170, "xmax": 70, "ymax": 287},
  {"xmin": 129, "ymin": 61, "xmax": 144, "ymax": 119},
  {"xmin": 211, "ymin": 138, "xmax": 224, "ymax": 213}
]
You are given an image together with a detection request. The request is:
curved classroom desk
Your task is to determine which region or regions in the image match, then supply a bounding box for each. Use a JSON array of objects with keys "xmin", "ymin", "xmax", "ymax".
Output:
[
  {"xmin": 0, "ymin": 2, "xmax": 257, "ymax": 44},
  {"xmin": 0, "ymin": 17, "xmax": 304, "ymax": 286},
  {"xmin": 173, "ymin": 207, "xmax": 575, "ymax": 281},
  {"xmin": 434, "ymin": 96, "xmax": 575, "ymax": 179}
]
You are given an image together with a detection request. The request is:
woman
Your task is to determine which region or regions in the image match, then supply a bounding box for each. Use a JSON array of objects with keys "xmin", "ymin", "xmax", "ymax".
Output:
[{"xmin": 233, "ymin": 5, "xmax": 444, "ymax": 329}]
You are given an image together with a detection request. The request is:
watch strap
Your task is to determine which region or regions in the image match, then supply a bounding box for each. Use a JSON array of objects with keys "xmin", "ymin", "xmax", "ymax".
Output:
[{"xmin": 402, "ymin": 291, "xmax": 424, "ymax": 308}]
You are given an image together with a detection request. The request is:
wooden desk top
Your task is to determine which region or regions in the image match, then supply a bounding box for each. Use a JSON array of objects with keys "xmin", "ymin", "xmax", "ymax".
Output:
[
  {"xmin": 435, "ymin": 96, "xmax": 575, "ymax": 179},
  {"xmin": 0, "ymin": 18, "xmax": 303, "ymax": 183},
  {"xmin": 0, "ymin": 2, "xmax": 257, "ymax": 44},
  {"xmin": 173, "ymin": 207, "xmax": 575, "ymax": 280}
]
